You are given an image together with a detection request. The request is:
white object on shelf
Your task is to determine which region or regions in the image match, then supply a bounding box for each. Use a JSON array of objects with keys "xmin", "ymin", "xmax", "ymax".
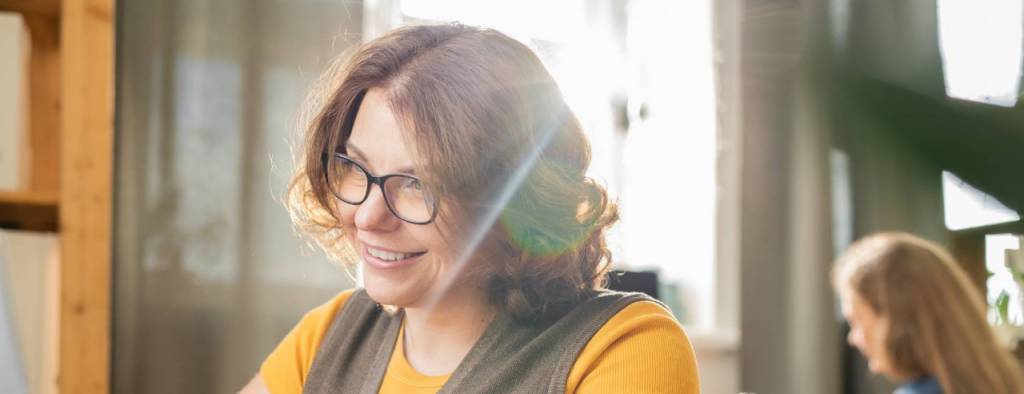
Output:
[
  {"xmin": 0, "ymin": 233, "xmax": 29, "ymax": 394},
  {"xmin": 0, "ymin": 12, "xmax": 32, "ymax": 191},
  {"xmin": 0, "ymin": 230, "xmax": 59, "ymax": 394}
]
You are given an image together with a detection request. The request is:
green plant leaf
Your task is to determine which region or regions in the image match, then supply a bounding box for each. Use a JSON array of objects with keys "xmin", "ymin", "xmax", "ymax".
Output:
[{"xmin": 995, "ymin": 290, "xmax": 1011, "ymax": 323}]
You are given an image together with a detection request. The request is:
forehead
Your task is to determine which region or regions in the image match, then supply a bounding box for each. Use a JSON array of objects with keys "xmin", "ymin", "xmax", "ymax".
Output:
[
  {"xmin": 347, "ymin": 89, "xmax": 417, "ymax": 171},
  {"xmin": 838, "ymin": 285, "xmax": 863, "ymax": 316}
]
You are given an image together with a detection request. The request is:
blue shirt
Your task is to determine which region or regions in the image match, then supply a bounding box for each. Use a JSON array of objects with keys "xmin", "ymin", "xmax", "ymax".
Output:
[{"xmin": 894, "ymin": 376, "xmax": 942, "ymax": 394}]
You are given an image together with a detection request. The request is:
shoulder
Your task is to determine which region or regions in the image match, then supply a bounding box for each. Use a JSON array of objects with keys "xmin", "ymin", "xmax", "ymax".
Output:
[
  {"xmin": 259, "ymin": 288, "xmax": 359, "ymax": 394},
  {"xmin": 301, "ymin": 288, "xmax": 359, "ymax": 328},
  {"xmin": 894, "ymin": 376, "xmax": 943, "ymax": 394},
  {"xmin": 289, "ymin": 288, "xmax": 359, "ymax": 346},
  {"xmin": 567, "ymin": 299, "xmax": 700, "ymax": 393}
]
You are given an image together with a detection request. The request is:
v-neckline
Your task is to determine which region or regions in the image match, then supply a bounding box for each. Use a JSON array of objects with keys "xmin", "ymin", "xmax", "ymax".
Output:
[{"xmin": 375, "ymin": 311, "xmax": 514, "ymax": 394}]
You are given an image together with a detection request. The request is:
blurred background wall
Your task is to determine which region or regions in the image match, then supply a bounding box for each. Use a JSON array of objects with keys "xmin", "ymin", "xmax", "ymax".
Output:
[
  {"xmin": 114, "ymin": 1, "xmax": 360, "ymax": 392},
  {"xmin": 736, "ymin": 0, "xmax": 1024, "ymax": 393}
]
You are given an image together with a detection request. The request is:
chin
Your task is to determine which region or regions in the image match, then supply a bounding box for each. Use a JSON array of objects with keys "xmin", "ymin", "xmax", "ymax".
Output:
[
  {"xmin": 868, "ymin": 360, "xmax": 897, "ymax": 380},
  {"xmin": 362, "ymin": 264, "xmax": 429, "ymax": 307}
]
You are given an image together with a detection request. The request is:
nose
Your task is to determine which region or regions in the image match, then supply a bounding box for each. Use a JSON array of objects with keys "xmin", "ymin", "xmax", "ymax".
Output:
[
  {"xmin": 847, "ymin": 328, "xmax": 861, "ymax": 349},
  {"xmin": 353, "ymin": 185, "xmax": 400, "ymax": 232}
]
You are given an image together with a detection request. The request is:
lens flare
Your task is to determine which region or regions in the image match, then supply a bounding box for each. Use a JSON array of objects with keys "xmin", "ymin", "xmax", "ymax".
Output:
[{"xmin": 420, "ymin": 110, "xmax": 569, "ymax": 312}]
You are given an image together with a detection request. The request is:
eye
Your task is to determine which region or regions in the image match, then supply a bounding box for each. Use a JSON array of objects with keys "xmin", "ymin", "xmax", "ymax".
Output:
[
  {"xmin": 402, "ymin": 177, "xmax": 424, "ymax": 192},
  {"xmin": 336, "ymin": 162, "xmax": 358, "ymax": 176}
]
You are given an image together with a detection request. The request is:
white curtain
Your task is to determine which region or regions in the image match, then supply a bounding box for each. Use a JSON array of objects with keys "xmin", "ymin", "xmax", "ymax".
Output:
[{"xmin": 114, "ymin": 1, "xmax": 361, "ymax": 392}]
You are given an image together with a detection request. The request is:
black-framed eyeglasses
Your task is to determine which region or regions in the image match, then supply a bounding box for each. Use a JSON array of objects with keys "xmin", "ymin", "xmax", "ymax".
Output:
[{"xmin": 322, "ymin": 153, "xmax": 438, "ymax": 225}]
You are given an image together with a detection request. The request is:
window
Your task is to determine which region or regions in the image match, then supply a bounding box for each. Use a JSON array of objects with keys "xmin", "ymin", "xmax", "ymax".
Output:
[
  {"xmin": 987, "ymin": 234, "xmax": 1023, "ymax": 325},
  {"xmin": 942, "ymin": 171, "xmax": 1020, "ymax": 231},
  {"xmin": 937, "ymin": 0, "xmax": 1023, "ymax": 107}
]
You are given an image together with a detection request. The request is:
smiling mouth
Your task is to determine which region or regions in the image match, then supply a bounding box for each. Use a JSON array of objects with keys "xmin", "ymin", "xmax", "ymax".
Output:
[{"xmin": 365, "ymin": 245, "xmax": 426, "ymax": 262}]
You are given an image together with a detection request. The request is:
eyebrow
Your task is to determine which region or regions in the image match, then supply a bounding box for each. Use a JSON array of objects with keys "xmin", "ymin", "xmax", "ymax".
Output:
[
  {"xmin": 343, "ymin": 143, "xmax": 367, "ymax": 161},
  {"xmin": 343, "ymin": 142, "xmax": 418, "ymax": 176}
]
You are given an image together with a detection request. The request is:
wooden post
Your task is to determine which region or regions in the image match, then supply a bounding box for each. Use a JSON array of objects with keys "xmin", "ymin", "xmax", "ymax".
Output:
[
  {"xmin": 23, "ymin": 12, "xmax": 61, "ymax": 196},
  {"xmin": 59, "ymin": 0, "xmax": 114, "ymax": 392}
]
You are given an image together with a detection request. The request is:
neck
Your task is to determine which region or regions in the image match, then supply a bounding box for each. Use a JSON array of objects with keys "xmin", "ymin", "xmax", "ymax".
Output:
[{"xmin": 402, "ymin": 286, "xmax": 495, "ymax": 376}]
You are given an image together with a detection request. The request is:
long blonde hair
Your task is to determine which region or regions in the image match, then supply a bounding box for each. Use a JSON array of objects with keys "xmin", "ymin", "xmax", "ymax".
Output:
[{"xmin": 833, "ymin": 232, "xmax": 1024, "ymax": 394}]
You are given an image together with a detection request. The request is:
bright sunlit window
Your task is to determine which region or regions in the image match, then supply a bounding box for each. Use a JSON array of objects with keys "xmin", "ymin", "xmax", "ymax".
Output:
[
  {"xmin": 618, "ymin": 1, "xmax": 716, "ymax": 328},
  {"xmin": 400, "ymin": 0, "xmax": 587, "ymax": 43},
  {"xmin": 987, "ymin": 234, "xmax": 1023, "ymax": 325},
  {"xmin": 937, "ymin": 0, "xmax": 1023, "ymax": 107},
  {"xmin": 942, "ymin": 171, "xmax": 1020, "ymax": 231}
]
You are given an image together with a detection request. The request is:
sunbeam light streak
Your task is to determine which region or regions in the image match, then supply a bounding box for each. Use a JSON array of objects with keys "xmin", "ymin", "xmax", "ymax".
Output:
[{"xmin": 420, "ymin": 110, "xmax": 566, "ymax": 314}]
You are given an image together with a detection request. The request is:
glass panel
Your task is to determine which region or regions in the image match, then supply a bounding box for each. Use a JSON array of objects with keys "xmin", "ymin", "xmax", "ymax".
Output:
[
  {"xmin": 943, "ymin": 170, "xmax": 1020, "ymax": 231},
  {"xmin": 937, "ymin": 0, "xmax": 1023, "ymax": 107},
  {"xmin": 114, "ymin": 1, "xmax": 362, "ymax": 393}
]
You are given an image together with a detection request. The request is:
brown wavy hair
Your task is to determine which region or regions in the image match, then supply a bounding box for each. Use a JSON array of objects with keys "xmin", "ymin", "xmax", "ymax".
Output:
[
  {"xmin": 286, "ymin": 23, "xmax": 619, "ymax": 322},
  {"xmin": 832, "ymin": 232, "xmax": 1024, "ymax": 394}
]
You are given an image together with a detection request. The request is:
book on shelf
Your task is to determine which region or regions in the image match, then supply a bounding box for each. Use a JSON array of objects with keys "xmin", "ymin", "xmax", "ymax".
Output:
[
  {"xmin": 0, "ymin": 230, "xmax": 59, "ymax": 394},
  {"xmin": 0, "ymin": 11, "xmax": 32, "ymax": 192}
]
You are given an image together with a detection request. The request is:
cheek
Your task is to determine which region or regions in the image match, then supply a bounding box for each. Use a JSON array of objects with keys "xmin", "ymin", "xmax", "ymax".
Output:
[
  {"xmin": 337, "ymin": 203, "xmax": 357, "ymax": 228},
  {"xmin": 861, "ymin": 323, "xmax": 893, "ymax": 367},
  {"xmin": 412, "ymin": 225, "xmax": 449, "ymax": 256},
  {"xmin": 866, "ymin": 324, "xmax": 888, "ymax": 356}
]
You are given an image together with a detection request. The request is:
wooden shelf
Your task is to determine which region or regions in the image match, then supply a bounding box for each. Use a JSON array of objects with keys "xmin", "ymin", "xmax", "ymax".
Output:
[
  {"xmin": 0, "ymin": 0, "xmax": 60, "ymax": 16},
  {"xmin": 3, "ymin": 0, "xmax": 113, "ymax": 392},
  {"xmin": 0, "ymin": 191, "xmax": 58, "ymax": 231}
]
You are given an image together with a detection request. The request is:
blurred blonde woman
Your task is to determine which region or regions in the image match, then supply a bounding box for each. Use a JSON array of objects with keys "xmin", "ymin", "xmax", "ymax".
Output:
[{"xmin": 833, "ymin": 232, "xmax": 1024, "ymax": 394}]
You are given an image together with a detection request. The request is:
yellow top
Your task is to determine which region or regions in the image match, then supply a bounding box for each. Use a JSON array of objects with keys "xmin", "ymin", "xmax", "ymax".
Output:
[{"xmin": 260, "ymin": 289, "xmax": 700, "ymax": 393}]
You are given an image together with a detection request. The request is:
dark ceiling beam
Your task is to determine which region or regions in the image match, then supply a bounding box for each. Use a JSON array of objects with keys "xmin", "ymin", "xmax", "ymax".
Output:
[{"xmin": 839, "ymin": 74, "xmax": 1024, "ymax": 214}]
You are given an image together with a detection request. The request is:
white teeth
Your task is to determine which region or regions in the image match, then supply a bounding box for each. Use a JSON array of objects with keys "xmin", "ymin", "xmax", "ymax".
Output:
[{"xmin": 366, "ymin": 246, "xmax": 417, "ymax": 262}]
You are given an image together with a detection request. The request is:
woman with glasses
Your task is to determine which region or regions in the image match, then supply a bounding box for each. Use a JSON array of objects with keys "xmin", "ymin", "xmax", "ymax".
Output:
[
  {"xmin": 833, "ymin": 233, "xmax": 1024, "ymax": 394},
  {"xmin": 241, "ymin": 23, "xmax": 699, "ymax": 394}
]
